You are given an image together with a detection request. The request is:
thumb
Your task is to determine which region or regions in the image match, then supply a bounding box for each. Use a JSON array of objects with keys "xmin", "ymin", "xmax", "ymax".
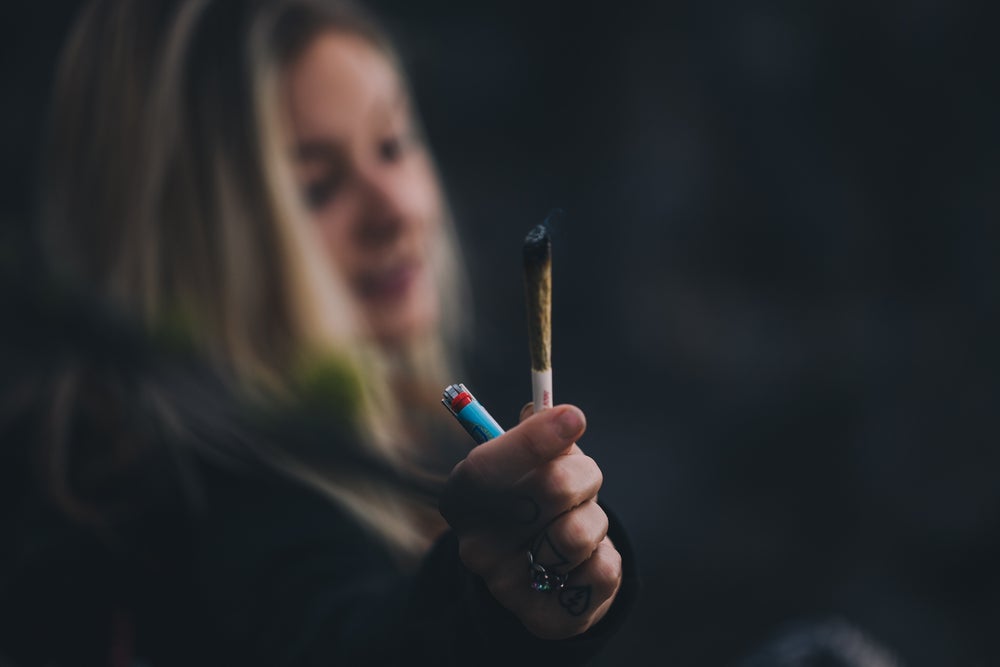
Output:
[{"xmin": 519, "ymin": 402, "xmax": 585, "ymax": 455}]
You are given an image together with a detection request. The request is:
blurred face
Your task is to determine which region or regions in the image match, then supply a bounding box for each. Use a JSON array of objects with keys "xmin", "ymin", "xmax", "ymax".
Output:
[{"xmin": 282, "ymin": 31, "xmax": 442, "ymax": 346}]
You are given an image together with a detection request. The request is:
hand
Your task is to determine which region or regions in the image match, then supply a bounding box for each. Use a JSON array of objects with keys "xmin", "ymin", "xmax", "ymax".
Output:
[{"xmin": 439, "ymin": 404, "xmax": 622, "ymax": 640}]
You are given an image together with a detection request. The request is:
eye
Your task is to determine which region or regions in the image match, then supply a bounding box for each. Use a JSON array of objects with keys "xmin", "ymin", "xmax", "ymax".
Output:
[
  {"xmin": 378, "ymin": 135, "xmax": 403, "ymax": 162},
  {"xmin": 304, "ymin": 178, "xmax": 340, "ymax": 211}
]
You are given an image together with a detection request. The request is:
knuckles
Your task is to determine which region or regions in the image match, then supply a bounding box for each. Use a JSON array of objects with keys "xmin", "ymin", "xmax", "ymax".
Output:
[
  {"xmin": 555, "ymin": 508, "xmax": 599, "ymax": 557},
  {"xmin": 590, "ymin": 541, "xmax": 623, "ymax": 597},
  {"xmin": 539, "ymin": 457, "xmax": 575, "ymax": 498},
  {"xmin": 535, "ymin": 454, "xmax": 603, "ymax": 509}
]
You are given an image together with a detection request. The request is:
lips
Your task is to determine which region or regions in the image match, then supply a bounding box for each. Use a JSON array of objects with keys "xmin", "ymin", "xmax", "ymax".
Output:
[{"xmin": 354, "ymin": 259, "xmax": 421, "ymax": 303}]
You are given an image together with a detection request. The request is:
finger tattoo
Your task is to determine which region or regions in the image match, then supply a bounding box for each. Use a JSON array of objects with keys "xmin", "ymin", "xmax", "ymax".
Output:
[
  {"xmin": 558, "ymin": 585, "xmax": 592, "ymax": 616},
  {"xmin": 531, "ymin": 531, "xmax": 569, "ymax": 571}
]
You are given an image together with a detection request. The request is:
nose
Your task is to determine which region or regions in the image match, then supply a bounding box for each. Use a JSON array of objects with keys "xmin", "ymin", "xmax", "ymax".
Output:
[{"xmin": 352, "ymin": 162, "xmax": 408, "ymax": 248}]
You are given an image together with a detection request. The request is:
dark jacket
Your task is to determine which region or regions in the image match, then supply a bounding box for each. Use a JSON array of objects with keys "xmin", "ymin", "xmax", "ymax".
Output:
[{"xmin": 0, "ymin": 278, "xmax": 638, "ymax": 667}]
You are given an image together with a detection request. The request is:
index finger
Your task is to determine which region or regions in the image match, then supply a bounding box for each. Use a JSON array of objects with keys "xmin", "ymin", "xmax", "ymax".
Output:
[{"xmin": 458, "ymin": 405, "xmax": 586, "ymax": 488}]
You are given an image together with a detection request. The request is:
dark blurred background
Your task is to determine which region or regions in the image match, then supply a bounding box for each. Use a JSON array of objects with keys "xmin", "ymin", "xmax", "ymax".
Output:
[{"xmin": 3, "ymin": 1, "xmax": 999, "ymax": 665}]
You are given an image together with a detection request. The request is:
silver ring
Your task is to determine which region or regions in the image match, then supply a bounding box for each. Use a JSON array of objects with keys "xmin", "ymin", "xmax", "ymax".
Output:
[{"xmin": 527, "ymin": 550, "xmax": 568, "ymax": 592}]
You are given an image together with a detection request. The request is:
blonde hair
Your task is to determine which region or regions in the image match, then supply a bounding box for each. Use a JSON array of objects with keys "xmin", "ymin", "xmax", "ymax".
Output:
[{"xmin": 41, "ymin": 0, "xmax": 460, "ymax": 560}]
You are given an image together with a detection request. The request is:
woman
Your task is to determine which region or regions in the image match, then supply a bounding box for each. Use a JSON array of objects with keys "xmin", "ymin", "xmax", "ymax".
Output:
[
  {"xmin": 274, "ymin": 0, "xmax": 478, "ymax": 453},
  {"xmin": 3, "ymin": 0, "xmax": 637, "ymax": 664}
]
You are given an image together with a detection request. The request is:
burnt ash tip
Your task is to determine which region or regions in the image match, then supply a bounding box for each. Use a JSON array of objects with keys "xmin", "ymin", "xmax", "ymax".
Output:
[{"xmin": 523, "ymin": 224, "xmax": 551, "ymax": 266}]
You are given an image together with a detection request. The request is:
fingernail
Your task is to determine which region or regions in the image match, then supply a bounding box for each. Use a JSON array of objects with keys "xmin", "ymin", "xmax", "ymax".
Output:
[{"xmin": 555, "ymin": 407, "xmax": 584, "ymax": 438}]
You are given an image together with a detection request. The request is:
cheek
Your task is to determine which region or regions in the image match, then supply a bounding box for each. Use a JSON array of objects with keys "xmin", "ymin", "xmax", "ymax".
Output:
[
  {"xmin": 313, "ymin": 204, "xmax": 360, "ymax": 274},
  {"xmin": 405, "ymin": 158, "xmax": 445, "ymax": 240}
]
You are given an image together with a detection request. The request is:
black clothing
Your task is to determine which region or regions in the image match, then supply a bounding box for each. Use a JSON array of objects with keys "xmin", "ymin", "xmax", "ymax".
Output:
[{"xmin": 0, "ymin": 280, "xmax": 638, "ymax": 666}]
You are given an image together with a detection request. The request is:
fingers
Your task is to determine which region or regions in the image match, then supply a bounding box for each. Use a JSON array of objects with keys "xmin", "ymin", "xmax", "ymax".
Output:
[
  {"xmin": 455, "ymin": 500, "xmax": 609, "ymax": 587},
  {"xmin": 441, "ymin": 401, "xmax": 620, "ymax": 640},
  {"xmin": 518, "ymin": 403, "xmax": 583, "ymax": 454},
  {"xmin": 455, "ymin": 405, "xmax": 586, "ymax": 489},
  {"xmin": 511, "ymin": 453, "xmax": 603, "ymax": 532},
  {"xmin": 549, "ymin": 536, "xmax": 622, "ymax": 626},
  {"xmin": 441, "ymin": 405, "xmax": 594, "ymax": 534},
  {"xmin": 529, "ymin": 500, "xmax": 609, "ymax": 574},
  {"xmin": 490, "ymin": 536, "xmax": 623, "ymax": 640}
]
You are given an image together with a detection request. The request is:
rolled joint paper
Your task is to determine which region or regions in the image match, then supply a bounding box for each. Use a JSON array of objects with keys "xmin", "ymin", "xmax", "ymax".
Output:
[
  {"xmin": 532, "ymin": 368, "xmax": 552, "ymax": 412},
  {"xmin": 523, "ymin": 223, "xmax": 553, "ymax": 413}
]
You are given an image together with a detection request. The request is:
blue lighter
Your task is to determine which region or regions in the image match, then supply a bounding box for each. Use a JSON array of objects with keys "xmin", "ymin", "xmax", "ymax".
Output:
[{"xmin": 442, "ymin": 383, "xmax": 505, "ymax": 445}]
